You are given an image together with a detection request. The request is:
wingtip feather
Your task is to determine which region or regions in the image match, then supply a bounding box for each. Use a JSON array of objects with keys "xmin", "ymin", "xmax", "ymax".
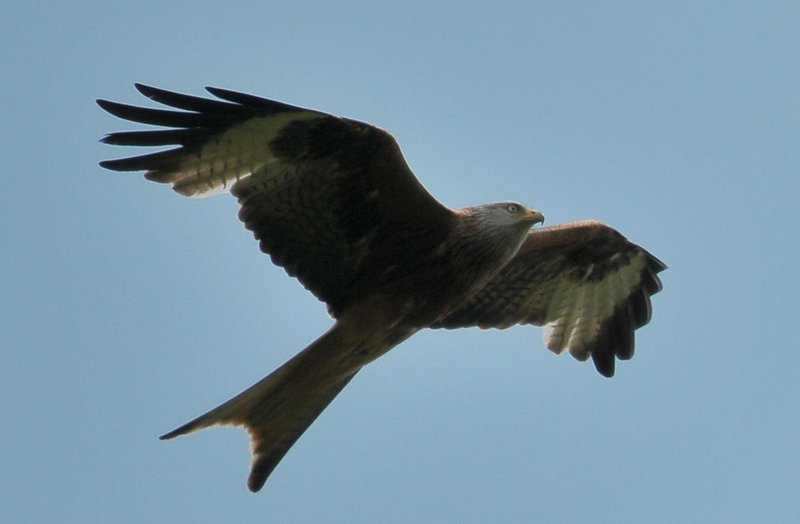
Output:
[{"xmin": 134, "ymin": 82, "xmax": 156, "ymax": 97}]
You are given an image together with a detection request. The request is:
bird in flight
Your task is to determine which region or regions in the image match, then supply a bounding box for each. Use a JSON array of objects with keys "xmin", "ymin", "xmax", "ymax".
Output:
[{"xmin": 98, "ymin": 84, "xmax": 665, "ymax": 492}]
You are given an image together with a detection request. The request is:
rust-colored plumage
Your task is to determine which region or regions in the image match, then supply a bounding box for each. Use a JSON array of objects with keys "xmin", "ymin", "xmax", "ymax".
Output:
[{"xmin": 98, "ymin": 85, "xmax": 665, "ymax": 491}]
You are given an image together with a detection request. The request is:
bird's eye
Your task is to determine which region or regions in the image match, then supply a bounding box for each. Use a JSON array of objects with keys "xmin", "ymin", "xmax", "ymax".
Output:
[{"xmin": 507, "ymin": 204, "xmax": 519, "ymax": 213}]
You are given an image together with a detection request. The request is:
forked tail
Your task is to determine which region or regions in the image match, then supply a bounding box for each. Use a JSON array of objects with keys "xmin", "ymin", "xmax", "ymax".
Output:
[{"xmin": 160, "ymin": 324, "xmax": 360, "ymax": 492}]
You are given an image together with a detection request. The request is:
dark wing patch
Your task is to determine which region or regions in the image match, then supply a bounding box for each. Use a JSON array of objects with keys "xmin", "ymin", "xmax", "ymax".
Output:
[
  {"xmin": 432, "ymin": 221, "xmax": 666, "ymax": 377},
  {"xmin": 231, "ymin": 116, "xmax": 456, "ymax": 315},
  {"xmin": 98, "ymin": 85, "xmax": 455, "ymax": 314}
]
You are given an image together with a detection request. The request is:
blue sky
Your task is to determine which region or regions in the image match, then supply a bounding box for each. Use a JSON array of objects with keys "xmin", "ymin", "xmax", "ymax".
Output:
[{"xmin": 2, "ymin": 1, "xmax": 798, "ymax": 522}]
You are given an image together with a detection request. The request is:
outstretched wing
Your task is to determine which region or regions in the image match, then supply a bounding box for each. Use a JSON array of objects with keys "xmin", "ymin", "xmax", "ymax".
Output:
[
  {"xmin": 432, "ymin": 221, "xmax": 666, "ymax": 377},
  {"xmin": 98, "ymin": 85, "xmax": 455, "ymax": 316}
]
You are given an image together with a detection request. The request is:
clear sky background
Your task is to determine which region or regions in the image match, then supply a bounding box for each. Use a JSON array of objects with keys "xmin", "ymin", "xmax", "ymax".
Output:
[{"xmin": 2, "ymin": 2, "xmax": 798, "ymax": 522}]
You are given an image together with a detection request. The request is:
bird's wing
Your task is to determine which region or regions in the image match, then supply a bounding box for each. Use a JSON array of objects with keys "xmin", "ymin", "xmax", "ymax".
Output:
[
  {"xmin": 432, "ymin": 220, "xmax": 666, "ymax": 376},
  {"xmin": 98, "ymin": 85, "xmax": 455, "ymax": 315}
]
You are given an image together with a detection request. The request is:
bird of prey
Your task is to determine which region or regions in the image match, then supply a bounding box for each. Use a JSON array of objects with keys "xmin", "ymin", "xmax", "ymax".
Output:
[{"xmin": 97, "ymin": 84, "xmax": 665, "ymax": 492}]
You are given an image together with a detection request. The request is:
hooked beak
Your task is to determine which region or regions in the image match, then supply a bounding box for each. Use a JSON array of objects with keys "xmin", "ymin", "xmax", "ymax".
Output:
[{"xmin": 527, "ymin": 209, "xmax": 545, "ymax": 226}]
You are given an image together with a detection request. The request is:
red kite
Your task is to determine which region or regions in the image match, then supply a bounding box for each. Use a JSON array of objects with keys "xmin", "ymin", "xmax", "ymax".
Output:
[{"xmin": 98, "ymin": 85, "xmax": 665, "ymax": 492}]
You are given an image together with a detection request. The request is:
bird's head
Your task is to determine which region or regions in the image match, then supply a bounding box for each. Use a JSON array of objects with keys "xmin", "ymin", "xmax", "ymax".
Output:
[
  {"xmin": 460, "ymin": 201, "xmax": 544, "ymax": 265},
  {"xmin": 478, "ymin": 201, "xmax": 544, "ymax": 230},
  {"xmin": 450, "ymin": 202, "xmax": 544, "ymax": 278}
]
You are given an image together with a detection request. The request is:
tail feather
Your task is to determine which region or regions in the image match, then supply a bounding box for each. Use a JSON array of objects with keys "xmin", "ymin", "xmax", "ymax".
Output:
[
  {"xmin": 245, "ymin": 374, "xmax": 355, "ymax": 492},
  {"xmin": 160, "ymin": 324, "xmax": 362, "ymax": 491}
]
